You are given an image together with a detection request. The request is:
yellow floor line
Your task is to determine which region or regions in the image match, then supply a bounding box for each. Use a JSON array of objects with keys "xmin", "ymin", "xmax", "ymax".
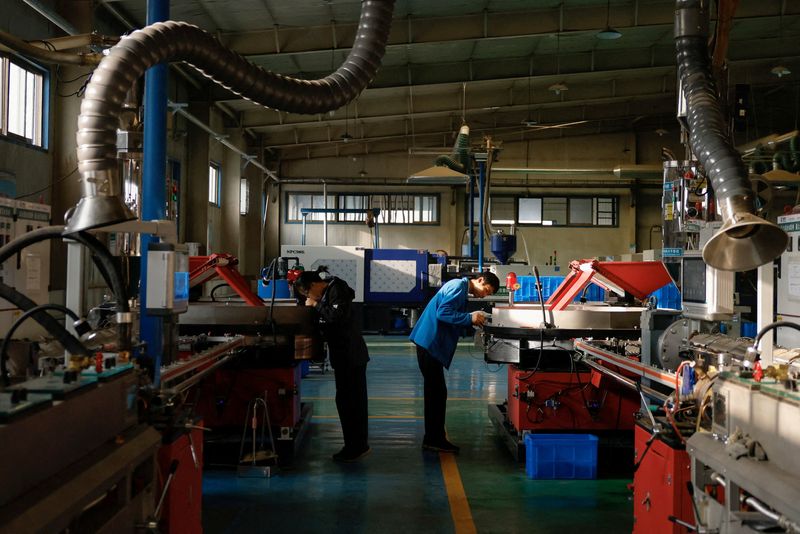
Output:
[{"xmin": 440, "ymin": 453, "xmax": 477, "ymax": 534}]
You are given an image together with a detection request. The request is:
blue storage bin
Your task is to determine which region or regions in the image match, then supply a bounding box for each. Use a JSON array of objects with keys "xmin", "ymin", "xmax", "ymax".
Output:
[
  {"xmin": 648, "ymin": 282, "xmax": 681, "ymax": 310},
  {"xmin": 513, "ymin": 276, "xmax": 604, "ymax": 303},
  {"xmin": 258, "ymin": 279, "xmax": 291, "ymax": 299},
  {"xmin": 524, "ymin": 433, "xmax": 598, "ymax": 480},
  {"xmin": 300, "ymin": 360, "xmax": 311, "ymax": 378},
  {"xmin": 741, "ymin": 321, "xmax": 757, "ymax": 338}
]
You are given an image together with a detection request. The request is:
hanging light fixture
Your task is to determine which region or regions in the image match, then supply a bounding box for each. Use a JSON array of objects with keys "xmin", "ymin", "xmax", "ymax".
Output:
[
  {"xmin": 771, "ymin": 65, "xmax": 791, "ymax": 78},
  {"xmin": 596, "ymin": 0, "xmax": 622, "ymax": 40},
  {"xmin": 548, "ymin": 82, "xmax": 569, "ymax": 95}
]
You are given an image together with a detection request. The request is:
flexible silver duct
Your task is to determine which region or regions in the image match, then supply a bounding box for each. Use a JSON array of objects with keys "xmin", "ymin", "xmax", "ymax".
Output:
[
  {"xmin": 66, "ymin": 0, "xmax": 395, "ymax": 234},
  {"xmin": 675, "ymin": 0, "xmax": 787, "ymax": 271}
]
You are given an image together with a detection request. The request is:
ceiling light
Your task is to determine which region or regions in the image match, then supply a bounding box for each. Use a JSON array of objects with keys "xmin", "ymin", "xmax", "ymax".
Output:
[
  {"xmin": 596, "ymin": 0, "xmax": 622, "ymax": 40},
  {"xmin": 771, "ymin": 65, "xmax": 791, "ymax": 78},
  {"xmin": 548, "ymin": 82, "xmax": 568, "ymax": 95},
  {"xmin": 655, "ymin": 128, "xmax": 668, "ymax": 136},
  {"xmin": 521, "ymin": 119, "xmax": 538, "ymax": 127},
  {"xmin": 596, "ymin": 26, "xmax": 622, "ymax": 40},
  {"xmin": 407, "ymin": 165, "xmax": 468, "ymax": 185},
  {"xmin": 340, "ymin": 132, "xmax": 353, "ymax": 142}
]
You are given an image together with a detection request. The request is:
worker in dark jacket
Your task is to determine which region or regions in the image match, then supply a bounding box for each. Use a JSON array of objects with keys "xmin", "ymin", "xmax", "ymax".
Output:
[
  {"xmin": 409, "ymin": 272, "xmax": 499, "ymax": 452},
  {"xmin": 294, "ymin": 267, "xmax": 370, "ymax": 462}
]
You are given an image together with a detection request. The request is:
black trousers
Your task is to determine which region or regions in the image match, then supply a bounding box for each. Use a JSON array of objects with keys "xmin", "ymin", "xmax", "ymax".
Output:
[
  {"xmin": 333, "ymin": 362, "xmax": 369, "ymax": 450},
  {"xmin": 415, "ymin": 345, "xmax": 447, "ymax": 442}
]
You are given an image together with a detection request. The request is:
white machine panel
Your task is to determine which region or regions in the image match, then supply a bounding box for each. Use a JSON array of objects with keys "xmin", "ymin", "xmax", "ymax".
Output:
[
  {"xmin": 12, "ymin": 201, "xmax": 51, "ymax": 338},
  {"xmin": 777, "ymin": 214, "xmax": 800, "ymax": 348},
  {"xmin": 280, "ymin": 245, "xmax": 365, "ymax": 302}
]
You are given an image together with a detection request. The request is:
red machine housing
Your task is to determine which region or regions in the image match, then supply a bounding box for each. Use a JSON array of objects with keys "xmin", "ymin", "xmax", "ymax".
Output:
[
  {"xmin": 194, "ymin": 366, "xmax": 302, "ymax": 434},
  {"xmin": 157, "ymin": 424, "xmax": 204, "ymax": 534},
  {"xmin": 506, "ymin": 365, "xmax": 639, "ymax": 432},
  {"xmin": 632, "ymin": 422, "xmax": 695, "ymax": 534}
]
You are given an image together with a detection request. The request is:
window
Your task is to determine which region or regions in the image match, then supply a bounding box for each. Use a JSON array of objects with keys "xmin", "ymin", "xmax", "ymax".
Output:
[
  {"xmin": 489, "ymin": 197, "xmax": 515, "ymax": 225},
  {"xmin": 542, "ymin": 197, "xmax": 567, "ymax": 225},
  {"xmin": 594, "ymin": 197, "xmax": 618, "ymax": 226},
  {"xmin": 285, "ymin": 192, "xmax": 439, "ymax": 224},
  {"xmin": 1, "ymin": 56, "xmax": 46, "ymax": 147},
  {"xmin": 286, "ymin": 194, "xmax": 336, "ymax": 222},
  {"xmin": 208, "ymin": 162, "xmax": 221, "ymax": 206},
  {"xmin": 467, "ymin": 194, "xmax": 619, "ymax": 228},
  {"xmin": 518, "ymin": 198, "xmax": 542, "ymax": 224},
  {"xmin": 239, "ymin": 178, "xmax": 250, "ymax": 215},
  {"xmin": 569, "ymin": 198, "xmax": 593, "ymax": 225}
]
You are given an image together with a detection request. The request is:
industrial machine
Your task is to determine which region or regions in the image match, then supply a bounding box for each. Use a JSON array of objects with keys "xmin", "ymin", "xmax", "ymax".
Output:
[{"xmin": 483, "ymin": 259, "xmax": 675, "ymax": 462}]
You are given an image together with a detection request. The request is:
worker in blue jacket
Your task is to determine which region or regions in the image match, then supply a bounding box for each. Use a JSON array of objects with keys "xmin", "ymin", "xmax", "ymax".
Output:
[{"xmin": 409, "ymin": 272, "xmax": 499, "ymax": 452}]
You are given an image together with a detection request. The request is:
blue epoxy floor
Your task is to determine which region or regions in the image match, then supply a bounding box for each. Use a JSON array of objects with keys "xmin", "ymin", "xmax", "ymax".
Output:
[{"xmin": 202, "ymin": 337, "xmax": 633, "ymax": 533}]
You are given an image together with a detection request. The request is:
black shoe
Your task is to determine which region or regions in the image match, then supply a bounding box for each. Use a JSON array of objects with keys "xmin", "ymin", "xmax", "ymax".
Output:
[
  {"xmin": 332, "ymin": 445, "xmax": 371, "ymax": 463},
  {"xmin": 422, "ymin": 438, "xmax": 460, "ymax": 453}
]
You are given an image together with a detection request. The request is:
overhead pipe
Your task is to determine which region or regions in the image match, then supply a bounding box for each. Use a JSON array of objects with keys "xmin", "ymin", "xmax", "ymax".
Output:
[
  {"xmin": 434, "ymin": 124, "xmax": 471, "ymax": 174},
  {"xmin": 0, "ymin": 29, "xmax": 102, "ymax": 65},
  {"xmin": 169, "ymin": 102, "xmax": 279, "ymax": 181},
  {"xmin": 66, "ymin": 1, "xmax": 395, "ymax": 234},
  {"xmin": 675, "ymin": 0, "xmax": 787, "ymax": 271}
]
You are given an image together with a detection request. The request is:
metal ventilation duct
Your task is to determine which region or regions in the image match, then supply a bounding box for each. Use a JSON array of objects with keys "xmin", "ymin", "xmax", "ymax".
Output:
[
  {"xmin": 66, "ymin": 0, "xmax": 395, "ymax": 234},
  {"xmin": 675, "ymin": 0, "xmax": 787, "ymax": 271}
]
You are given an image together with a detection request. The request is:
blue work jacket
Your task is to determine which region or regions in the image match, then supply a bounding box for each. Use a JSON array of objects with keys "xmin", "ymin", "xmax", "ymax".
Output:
[{"xmin": 409, "ymin": 277, "xmax": 472, "ymax": 369}]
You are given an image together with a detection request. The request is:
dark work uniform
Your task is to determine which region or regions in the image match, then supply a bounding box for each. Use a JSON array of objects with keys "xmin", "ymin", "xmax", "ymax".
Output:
[{"xmin": 314, "ymin": 277, "xmax": 369, "ymax": 452}]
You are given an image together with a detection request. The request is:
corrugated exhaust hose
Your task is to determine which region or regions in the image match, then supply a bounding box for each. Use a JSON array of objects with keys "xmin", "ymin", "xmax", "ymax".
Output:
[
  {"xmin": 66, "ymin": 0, "xmax": 395, "ymax": 234},
  {"xmin": 675, "ymin": 0, "xmax": 787, "ymax": 271}
]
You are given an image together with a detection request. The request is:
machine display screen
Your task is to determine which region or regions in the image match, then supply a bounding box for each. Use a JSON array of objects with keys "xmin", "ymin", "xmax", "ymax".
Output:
[{"xmin": 682, "ymin": 257, "xmax": 707, "ymax": 303}]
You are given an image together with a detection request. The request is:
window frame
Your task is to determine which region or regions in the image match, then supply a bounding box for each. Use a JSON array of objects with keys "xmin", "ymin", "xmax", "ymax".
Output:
[
  {"xmin": 208, "ymin": 161, "xmax": 221, "ymax": 207},
  {"xmin": 239, "ymin": 178, "xmax": 250, "ymax": 216},
  {"xmin": 0, "ymin": 54, "xmax": 48, "ymax": 149},
  {"xmin": 464, "ymin": 193, "xmax": 619, "ymax": 228},
  {"xmin": 284, "ymin": 191, "xmax": 441, "ymax": 225}
]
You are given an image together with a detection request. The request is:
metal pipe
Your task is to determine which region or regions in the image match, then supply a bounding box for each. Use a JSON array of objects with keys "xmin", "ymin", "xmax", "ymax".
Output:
[
  {"xmin": 675, "ymin": 0, "xmax": 787, "ymax": 271},
  {"xmin": 478, "ymin": 160, "xmax": 486, "ymax": 271},
  {"xmin": 66, "ymin": 1, "xmax": 396, "ymax": 234},
  {"xmin": 140, "ymin": 0, "xmax": 169, "ymax": 387},
  {"xmin": 169, "ymin": 102, "xmax": 278, "ymax": 181},
  {"xmin": 468, "ymin": 174, "xmax": 475, "ymax": 257},
  {"xmin": 323, "ymin": 181, "xmax": 328, "ymax": 246},
  {"xmin": 30, "ymin": 33, "xmax": 119, "ymax": 51},
  {"xmin": 581, "ymin": 357, "xmax": 669, "ymax": 403},
  {"xmin": 0, "ymin": 29, "xmax": 101, "ymax": 65},
  {"xmin": 743, "ymin": 496, "xmax": 800, "ymax": 533}
]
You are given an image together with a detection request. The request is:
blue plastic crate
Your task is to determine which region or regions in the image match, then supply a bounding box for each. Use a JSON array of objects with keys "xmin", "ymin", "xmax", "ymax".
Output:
[
  {"xmin": 648, "ymin": 282, "xmax": 681, "ymax": 310},
  {"xmin": 741, "ymin": 321, "xmax": 757, "ymax": 338},
  {"xmin": 514, "ymin": 276, "xmax": 604, "ymax": 303},
  {"xmin": 524, "ymin": 433, "xmax": 598, "ymax": 480}
]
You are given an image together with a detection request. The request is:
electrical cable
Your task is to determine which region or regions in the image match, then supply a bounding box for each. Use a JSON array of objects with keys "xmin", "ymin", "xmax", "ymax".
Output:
[
  {"xmin": 14, "ymin": 167, "xmax": 77, "ymax": 200},
  {"xmin": 0, "ymin": 280, "xmax": 88, "ymax": 357},
  {"xmin": 0, "ymin": 225, "xmax": 131, "ymax": 353},
  {"xmin": 210, "ymin": 283, "xmax": 232, "ymax": 302},
  {"xmin": 0, "ymin": 303, "xmax": 82, "ymax": 386}
]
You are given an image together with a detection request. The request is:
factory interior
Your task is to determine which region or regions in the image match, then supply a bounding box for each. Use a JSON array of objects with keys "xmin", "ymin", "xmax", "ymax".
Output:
[{"xmin": 1, "ymin": 0, "xmax": 800, "ymax": 532}]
